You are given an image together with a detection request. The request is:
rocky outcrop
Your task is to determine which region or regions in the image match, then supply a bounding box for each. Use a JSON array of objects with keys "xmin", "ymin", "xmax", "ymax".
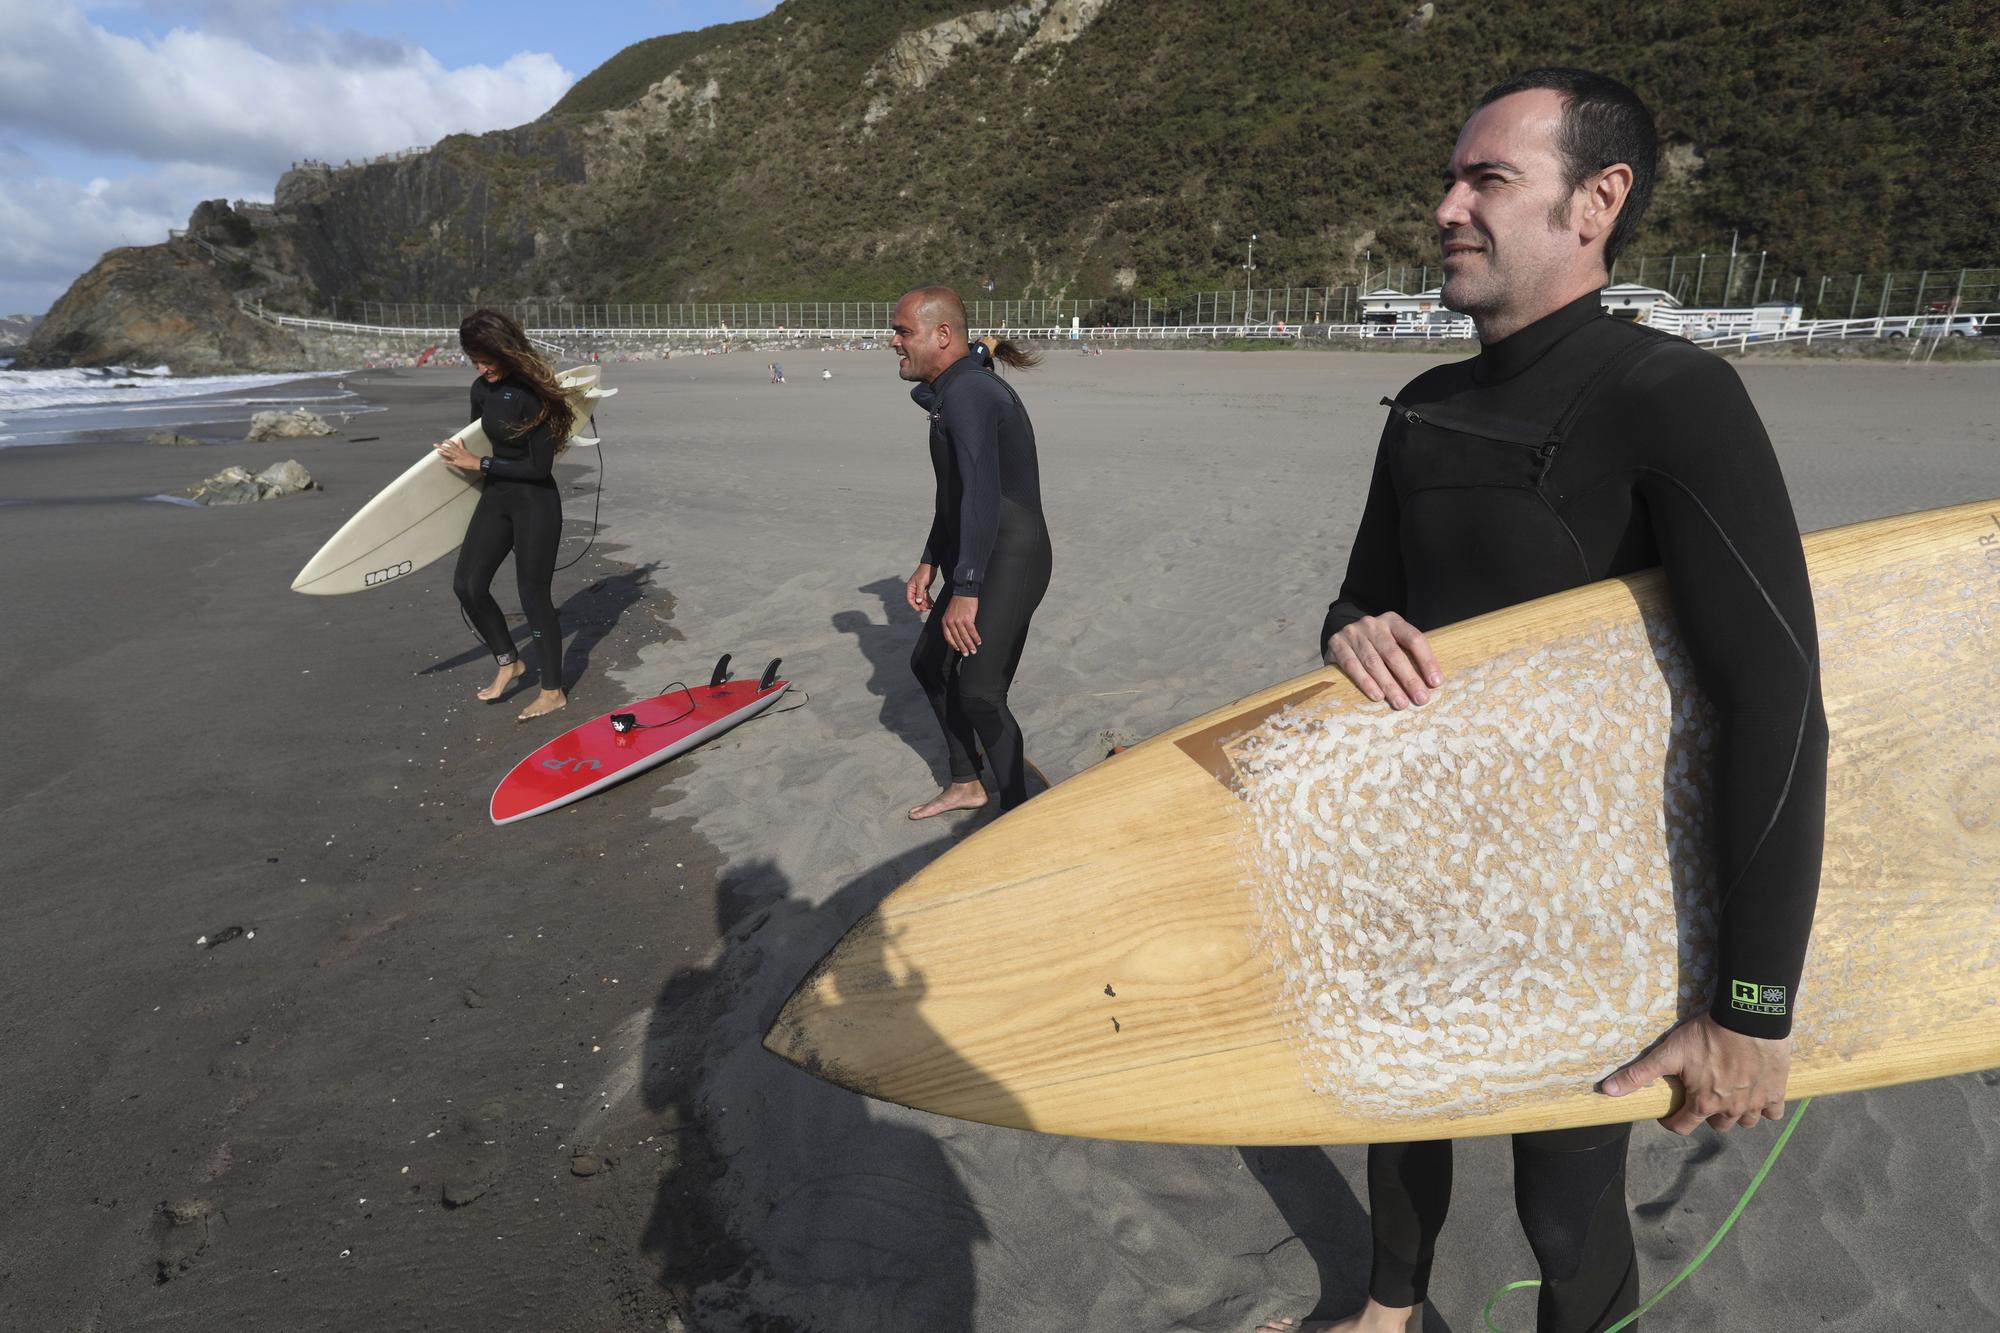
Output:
[
  {"xmin": 273, "ymin": 162, "xmax": 333, "ymax": 211},
  {"xmin": 865, "ymin": 0, "xmax": 1109, "ymax": 89},
  {"xmin": 187, "ymin": 460, "xmax": 317, "ymax": 506},
  {"xmin": 246, "ymin": 408, "xmax": 335, "ymax": 441},
  {"xmin": 0, "ymin": 313, "xmax": 41, "ymax": 355},
  {"xmin": 19, "ymin": 122, "xmax": 582, "ymax": 372},
  {"xmin": 188, "ymin": 198, "xmax": 257, "ymax": 248},
  {"xmin": 1016, "ymin": 0, "xmax": 1113, "ymax": 57},
  {"xmin": 869, "ymin": 3, "xmax": 1047, "ymax": 91},
  {"xmin": 15, "ymin": 238, "xmax": 305, "ymax": 374}
]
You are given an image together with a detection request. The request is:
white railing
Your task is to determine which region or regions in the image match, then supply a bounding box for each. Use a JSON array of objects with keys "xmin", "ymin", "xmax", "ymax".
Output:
[
  {"xmin": 236, "ymin": 304, "xmax": 1994, "ymax": 352},
  {"xmin": 236, "ymin": 303, "xmax": 572, "ymax": 356},
  {"xmin": 1689, "ymin": 312, "xmax": 1997, "ymax": 351},
  {"xmin": 236, "ymin": 305, "xmax": 1318, "ymax": 343},
  {"xmin": 168, "ymin": 228, "xmax": 230, "ymax": 262}
]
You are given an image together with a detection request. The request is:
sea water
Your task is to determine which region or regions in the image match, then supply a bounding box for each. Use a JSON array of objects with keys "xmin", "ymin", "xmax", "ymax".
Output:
[{"xmin": 0, "ymin": 365, "xmax": 367, "ymax": 448}]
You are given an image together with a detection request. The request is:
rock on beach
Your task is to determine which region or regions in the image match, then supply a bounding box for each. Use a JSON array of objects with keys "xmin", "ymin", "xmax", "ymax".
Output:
[
  {"xmin": 246, "ymin": 408, "xmax": 334, "ymax": 441},
  {"xmin": 187, "ymin": 459, "xmax": 317, "ymax": 505}
]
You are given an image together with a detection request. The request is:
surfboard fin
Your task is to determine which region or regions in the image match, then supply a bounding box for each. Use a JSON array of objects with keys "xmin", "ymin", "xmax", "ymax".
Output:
[
  {"xmin": 710, "ymin": 654, "xmax": 733, "ymax": 688},
  {"xmin": 759, "ymin": 658, "xmax": 783, "ymax": 690},
  {"xmin": 568, "ymin": 435, "xmax": 601, "ymax": 448},
  {"xmin": 585, "ymin": 387, "xmax": 620, "ymax": 399}
]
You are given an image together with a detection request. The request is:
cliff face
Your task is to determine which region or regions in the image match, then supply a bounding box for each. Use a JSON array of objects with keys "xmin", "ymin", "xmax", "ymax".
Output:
[
  {"xmin": 24, "ymin": 0, "xmax": 1999, "ymax": 368},
  {"xmin": 16, "ymin": 236, "xmax": 304, "ymax": 373},
  {"xmin": 0, "ymin": 313, "xmax": 41, "ymax": 355},
  {"xmin": 271, "ymin": 123, "xmax": 587, "ymax": 301},
  {"xmin": 21, "ymin": 121, "xmax": 585, "ymax": 369}
]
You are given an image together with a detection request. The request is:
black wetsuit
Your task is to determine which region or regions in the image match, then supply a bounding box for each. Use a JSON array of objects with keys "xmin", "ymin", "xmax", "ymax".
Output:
[
  {"xmin": 909, "ymin": 353, "xmax": 1054, "ymax": 809},
  {"xmin": 1321, "ymin": 290, "xmax": 1827, "ymax": 1331},
  {"xmin": 454, "ymin": 374, "xmax": 564, "ymax": 691}
]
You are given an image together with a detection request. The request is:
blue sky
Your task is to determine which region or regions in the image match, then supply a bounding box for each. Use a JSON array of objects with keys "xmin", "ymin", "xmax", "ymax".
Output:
[{"xmin": 0, "ymin": 0, "xmax": 779, "ymax": 315}]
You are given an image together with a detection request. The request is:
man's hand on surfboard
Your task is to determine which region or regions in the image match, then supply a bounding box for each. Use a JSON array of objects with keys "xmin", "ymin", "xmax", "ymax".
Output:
[
  {"xmin": 941, "ymin": 595, "xmax": 982, "ymax": 655},
  {"xmin": 1598, "ymin": 1013, "xmax": 1792, "ymax": 1135},
  {"xmin": 906, "ymin": 564, "xmax": 936, "ymax": 613},
  {"xmin": 433, "ymin": 438, "xmax": 480, "ymax": 473},
  {"xmin": 1323, "ymin": 612, "xmax": 1442, "ymax": 709}
]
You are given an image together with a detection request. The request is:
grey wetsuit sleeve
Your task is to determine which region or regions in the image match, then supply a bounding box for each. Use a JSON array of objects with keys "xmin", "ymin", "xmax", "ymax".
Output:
[{"xmin": 1628, "ymin": 350, "xmax": 1827, "ymax": 1040}]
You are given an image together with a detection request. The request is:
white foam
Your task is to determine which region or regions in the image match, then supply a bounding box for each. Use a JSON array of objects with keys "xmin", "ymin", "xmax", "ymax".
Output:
[{"xmin": 0, "ymin": 367, "xmax": 330, "ymax": 414}]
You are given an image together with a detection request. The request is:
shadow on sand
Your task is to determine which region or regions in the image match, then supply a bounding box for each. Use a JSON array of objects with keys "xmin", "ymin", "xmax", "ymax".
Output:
[
  {"xmin": 833, "ymin": 576, "xmax": 953, "ymax": 785},
  {"xmin": 631, "ymin": 833, "xmax": 1409, "ymax": 1329},
  {"xmin": 638, "ymin": 841, "xmax": 1000, "ymax": 1328},
  {"xmin": 418, "ymin": 558, "xmax": 660, "ymax": 698}
]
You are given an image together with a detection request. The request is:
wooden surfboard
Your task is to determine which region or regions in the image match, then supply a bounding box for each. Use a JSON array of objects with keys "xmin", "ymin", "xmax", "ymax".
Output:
[
  {"xmin": 765, "ymin": 500, "xmax": 2000, "ymax": 1144},
  {"xmin": 490, "ymin": 657, "xmax": 790, "ymax": 825},
  {"xmin": 290, "ymin": 366, "xmax": 614, "ymax": 595}
]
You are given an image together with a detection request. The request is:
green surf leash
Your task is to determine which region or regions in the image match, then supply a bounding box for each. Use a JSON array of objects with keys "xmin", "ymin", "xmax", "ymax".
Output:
[{"xmin": 1481, "ymin": 1097, "xmax": 1812, "ymax": 1333}]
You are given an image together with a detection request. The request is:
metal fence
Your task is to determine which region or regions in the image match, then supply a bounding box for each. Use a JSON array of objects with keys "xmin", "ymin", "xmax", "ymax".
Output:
[
  {"xmin": 327, "ymin": 264, "xmax": 1996, "ymax": 334},
  {"xmin": 241, "ymin": 305, "xmax": 1314, "ymax": 347},
  {"xmin": 331, "ymin": 287, "xmax": 1370, "ymax": 333},
  {"xmin": 1605, "ymin": 256, "xmax": 2000, "ymax": 318},
  {"xmin": 1686, "ymin": 311, "xmax": 2000, "ymax": 351}
]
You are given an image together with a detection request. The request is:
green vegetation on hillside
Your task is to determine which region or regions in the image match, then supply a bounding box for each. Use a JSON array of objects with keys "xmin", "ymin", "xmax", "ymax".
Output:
[
  {"xmin": 547, "ymin": 19, "xmax": 763, "ymax": 118},
  {"xmin": 159, "ymin": 0, "xmax": 2000, "ymax": 312},
  {"xmin": 511, "ymin": 0, "xmax": 1997, "ymax": 304}
]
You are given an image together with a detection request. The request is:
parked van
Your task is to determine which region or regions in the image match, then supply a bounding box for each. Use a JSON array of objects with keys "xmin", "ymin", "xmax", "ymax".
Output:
[{"xmin": 1886, "ymin": 314, "xmax": 1984, "ymax": 338}]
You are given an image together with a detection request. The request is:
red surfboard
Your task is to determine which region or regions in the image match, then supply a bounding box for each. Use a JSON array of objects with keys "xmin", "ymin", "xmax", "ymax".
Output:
[{"xmin": 490, "ymin": 656, "xmax": 790, "ymax": 825}]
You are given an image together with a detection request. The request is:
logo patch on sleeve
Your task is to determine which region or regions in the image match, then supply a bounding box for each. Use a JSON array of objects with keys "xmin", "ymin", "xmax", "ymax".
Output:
[{"xmin": 1730, "ymin": 979, "xmax": 1788, "ymax": 1016}]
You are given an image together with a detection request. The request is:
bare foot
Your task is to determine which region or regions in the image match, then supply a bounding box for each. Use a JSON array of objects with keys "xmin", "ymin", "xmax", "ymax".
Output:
[
  {"xmin": 908, "ymin": 780, "xmax": 988, "ymax": 820},
  {"xmin": 516, "ymin": 688, "xmax": 567, "ymax": 722},
  {"xmin": 477, "ymin": 659, "xmax": 526, "ymax": 701},
  {"xmin": 1256, "ymin": 1300, "xmax": 1422, "ymax": 1333}
]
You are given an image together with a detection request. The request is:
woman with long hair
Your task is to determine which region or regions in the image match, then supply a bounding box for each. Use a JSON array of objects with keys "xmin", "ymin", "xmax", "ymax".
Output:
[
  {"xmin": 433, "ymin": 310, "xmax": 577, "ymax": 721},
  {"xmin": 972, "ymin": 333, "xmax": 1042, "ymax": 372}
]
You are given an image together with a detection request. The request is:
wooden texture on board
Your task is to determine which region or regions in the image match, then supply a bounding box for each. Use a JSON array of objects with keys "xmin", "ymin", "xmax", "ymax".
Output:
[{"xmin": 765, "ymin": 500, "xmax": 2000, "ymax": 1144}]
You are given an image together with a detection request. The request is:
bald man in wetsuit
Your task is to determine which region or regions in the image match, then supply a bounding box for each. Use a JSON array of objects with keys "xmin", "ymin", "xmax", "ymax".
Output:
[
  {"xmin": 1261, "ymin": 69, "xmax": 1827, "ymax": 1333},
  {"xmin": 891, "ymin": 286, "xmax": 1053, "ymax": 819}
]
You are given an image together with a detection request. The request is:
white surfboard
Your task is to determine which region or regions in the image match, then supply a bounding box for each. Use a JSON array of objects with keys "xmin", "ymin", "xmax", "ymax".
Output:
[{"xmin": 290, "ymin": 366, "xmax": 616, "ymax": 595}]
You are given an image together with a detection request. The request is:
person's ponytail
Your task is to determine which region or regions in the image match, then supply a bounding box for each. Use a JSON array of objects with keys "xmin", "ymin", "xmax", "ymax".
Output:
[{"xmin": 978, "ymin": 334, "xmax": 1042, "ymax": 371}]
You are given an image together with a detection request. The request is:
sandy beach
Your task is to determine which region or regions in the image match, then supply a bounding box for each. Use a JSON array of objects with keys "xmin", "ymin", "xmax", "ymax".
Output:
[{"xmin": 3, "ymin": 347, "xmax": 1996, "ymax": 1331}]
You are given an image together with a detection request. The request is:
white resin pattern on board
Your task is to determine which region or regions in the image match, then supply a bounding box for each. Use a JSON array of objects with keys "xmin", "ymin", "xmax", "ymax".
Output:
[{"xmin": 1232, "ymin": 612, "xmax": 1718, "ymax": 1115}]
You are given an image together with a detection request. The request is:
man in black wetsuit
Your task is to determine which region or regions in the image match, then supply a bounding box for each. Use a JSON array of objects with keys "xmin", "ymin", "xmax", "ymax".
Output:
[
  {"xmin": 890, "ymin": 286, "xmax": 1053, "ymax": 819},
  {"xmin": 1261, "ymin": 70, "xmax": 1827, "ymax": 1333}
]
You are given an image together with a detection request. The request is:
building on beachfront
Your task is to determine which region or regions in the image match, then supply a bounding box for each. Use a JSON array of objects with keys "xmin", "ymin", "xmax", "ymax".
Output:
[
  {"xmin": 1356, "ymin": 282, "xmax": 1805, "ymax": 341},
  {"xmin": 1599, "ymin": 282, "xmax": 1678, "ymax": 323},
  {"xmin": 1657, "ymin": 299, "xmax": 1804, "ymax": 339},
  {"xmin": 1356, "ymin": 287, "xmax": 1474, "ymax": 337}
]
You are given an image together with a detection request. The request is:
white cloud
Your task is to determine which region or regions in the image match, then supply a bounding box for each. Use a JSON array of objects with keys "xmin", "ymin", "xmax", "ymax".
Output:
[
  {"xmin": 0, "ymin": 3, "xmax": 575, "ymax": 171},
  {"xmin": 0, "ymin": 159, "xmax": 273, "ymax": 313},
  {"xmin": 0, "ymin": 0, "xmax": 576, "ymax": 312}
]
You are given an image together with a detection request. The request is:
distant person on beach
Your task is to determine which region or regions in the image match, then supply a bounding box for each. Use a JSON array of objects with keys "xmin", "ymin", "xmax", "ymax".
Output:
[
  {"xmin": 892, "ymin": 289, "xmax": 1051, "ymax": 818},
  {"xmin": 770, "ymin": 362, "xmax": 785, "ymax": 384},
  {"xmin": 1261, "ymin": 69, "xmax": 1825, "ymax": 1333},
  {"xmin": 432, "ymin": 309, "xmax": 576, "ymax": 722}
]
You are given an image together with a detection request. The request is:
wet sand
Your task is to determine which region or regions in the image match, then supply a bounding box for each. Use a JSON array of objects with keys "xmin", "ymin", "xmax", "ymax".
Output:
[
  {"xmin": 3, "ymin": 349, "xmax": 1996, "ymax": 1330},
  {"xmin": 0, "ymin": 372, "xmax": 724, "ymax": 1329}
]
